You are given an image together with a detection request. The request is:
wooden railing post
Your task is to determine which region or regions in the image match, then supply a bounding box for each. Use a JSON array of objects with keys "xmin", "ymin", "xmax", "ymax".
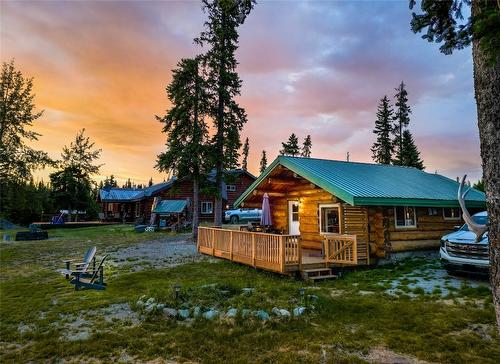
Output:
[
  {"xmin": 252, "ymin": 234, "xmax": 256, "ymax": 267},
  {"xmin": 280, "ymin": 236, "xmax": 285, "ymax": 273},
  {"xmin": 212, "ymin": 228, "xmax": 215, "ymax": 255},
  {"xmin": 229, "ymin": 230, "xmax": 233, "ymax": 260},
  {"xmin": 298, "ymin": 236, "xmax": 302, "ymax": 272},
  {"xmin": 353, "ymin": 235, "xmax": 357, "ymax": 263},
  {"xmin": 324, "ymin": 235, "xmax": 330, "ymax": 262}
]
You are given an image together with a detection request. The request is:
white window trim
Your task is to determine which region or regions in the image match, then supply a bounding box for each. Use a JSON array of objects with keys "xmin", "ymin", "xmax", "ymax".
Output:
[
  {"xmin": 394, "ymin": 206, "xmax": 417, "ymax": 229},
  {"xmin": 201, "ymin": 201, "xmax": 213, "ymax": 214},
  {"xmin": 319, "ymin": 203, "xmax": 340, "ymax": 234},
  {"xmin": 443, "ymin": 207, "xmax": 461, "ymax": 220},
  {"xmin": 226, "ymin": 184, "xmax": 236, "ymax": 192}
]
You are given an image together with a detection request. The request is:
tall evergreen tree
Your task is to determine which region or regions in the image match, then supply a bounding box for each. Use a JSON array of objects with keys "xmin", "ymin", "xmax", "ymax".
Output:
[
  {"xmin": 195, "ymin": 0, "xmax": 255, "ymax": 226},
  {"xmin": 104, "ymin": 175, "xmax": 117, "ymax": 188},
  {"xmin": 50, "ymin": 129, "xmax": 102, "ymax": 221},
  {"xmin": 241, "ymin": 137, "xmax": 249, "ymax": 170},
  {"xmin": 156, "ymin": 57, "xmax": 209, "ymax": 240},
  {"xmin": 392, "ymin": 81, "xmax": 411, "ymax": 166},
  {"xmin": 371, "ymin": 95, "xmax": 394, "ymax": 164},
  {"xmin": 301, "ymin": 135, "xmax": 312, "ymax": 158},
  {"xmin": 259, "ymin": 150, "xmax": 267, "ymax": 174},
  {"xmin": 400, "ymin": 130, "xmax": 424, "ymax": 170},
  {"xmin": 148, "ymin": 177, "xmax": 153, "ymax": 187},
  {"xmin": 280, "ymin": 133, "xmax": 300, "ymax": 156},
  {"xmin": 409, "ymin": 1, "xmax": 500, "ymax": 331}
]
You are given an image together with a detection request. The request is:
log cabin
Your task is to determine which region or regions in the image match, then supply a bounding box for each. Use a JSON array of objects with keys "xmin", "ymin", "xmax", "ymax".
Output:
[
  {"xmin": 197, "ymin": 156, "xmax": 486, "ymax": 276},
  {"xmin": 97, "ymin": 169, "xmax": 256, "ymax": 224}
]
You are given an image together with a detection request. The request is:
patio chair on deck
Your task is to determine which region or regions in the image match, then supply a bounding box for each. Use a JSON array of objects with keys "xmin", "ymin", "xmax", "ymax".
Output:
[
  {"xmin": 70, "ymin": 255, "xmax": 108, "ymax": 291},
  {"xmin": 60, "ymin": 246, "xmax": 97, "ymax": 279}
]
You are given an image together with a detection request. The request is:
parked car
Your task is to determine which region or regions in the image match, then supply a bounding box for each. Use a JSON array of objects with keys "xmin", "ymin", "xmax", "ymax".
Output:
[
  {"xmin": 224, "ymin": 208, "xmax": 262, "ymax": 224},
  {"xmin": 440, "ymin": 211, "xmax": 489, "ymax": 273}
]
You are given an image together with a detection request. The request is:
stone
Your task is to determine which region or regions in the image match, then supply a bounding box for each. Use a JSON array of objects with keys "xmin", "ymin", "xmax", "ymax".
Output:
[
  {"xmin": 272, "ymin": 308, "xmax": 291, "ymax": 318},
  {"xmin": 254, "ymin": 310, "xmax": 270, "ymax": 321},
  {"xmin": 308, "ymin": 294, "xmax": 319, "ymax": 302},
  {"xmin": 162, "ymin": 307, "xmax": 177, "ymax": 318},
  {"xmin": 226, "ymin": 308, "xmax": 238, "ymax": 318},
  {"xmin": 193, "ymin": 306, "xmax": 202, "ymax": 318},
  {"xmin": 202, "ymin": 309, "xmax": 220, "ymax": 320},
  {"xmin": 144, "ymin": 303, "xmax": 156, "ymax": 313},
  {"xmin": 241, "ymin": 288, "xmax": 255, "ymax": 295},
  {"xmin": 156, "ymin": 303, "xmax": 166, "ymax": 310},
  {"xmin": 178, "ymin": 309, "xmax": 190, "ymax": 319},
  {"xmin": 241, "ymin": 309, "xmax": 251, "ymax": 318},
  {"xmin": 293, "ymin": 306, "xmax": 306, "ymax": 317},
  {"xmin": 136, "ymin": 300, "xmax": 144, "ymax": 308},
  {"xmin": 145, "ymin": 297, "xmax": 155, "ymax": 305}
]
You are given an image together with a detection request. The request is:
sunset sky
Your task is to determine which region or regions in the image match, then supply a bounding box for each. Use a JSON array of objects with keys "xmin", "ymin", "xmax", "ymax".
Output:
[{"xmin": 1, "ymin": 0, "xmax": 482, "ymax": 186}]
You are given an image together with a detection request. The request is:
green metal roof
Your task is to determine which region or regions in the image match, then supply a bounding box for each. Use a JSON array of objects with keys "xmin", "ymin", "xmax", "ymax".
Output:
[
  {"xmin": 153, "ymin": 200, "xmax": 188, "ymax": 214},
  {"xmin": 234, "ymin": 156, "xmax": 486, "ymax": 208}
]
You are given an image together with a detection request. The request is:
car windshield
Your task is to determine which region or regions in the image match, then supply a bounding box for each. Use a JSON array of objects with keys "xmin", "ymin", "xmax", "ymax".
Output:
[{"xmin": 460, "ymin": 215, "xmax": 489, "ymax": 231}]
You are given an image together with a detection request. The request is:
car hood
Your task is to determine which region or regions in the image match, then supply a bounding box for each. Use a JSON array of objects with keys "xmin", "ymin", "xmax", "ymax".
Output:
[{"xmin": 443, "ymin": 230, "xmax": 488, "ymax": 244}]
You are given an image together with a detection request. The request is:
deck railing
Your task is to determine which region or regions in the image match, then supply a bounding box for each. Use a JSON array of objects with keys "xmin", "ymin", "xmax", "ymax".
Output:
[
  {"xmin": 323, "ymin": 233, "xmax": 358, "ymax": 265},
  {"xmin": 198, "ymin": 227, "xmax": 301, "ymax": 273}
]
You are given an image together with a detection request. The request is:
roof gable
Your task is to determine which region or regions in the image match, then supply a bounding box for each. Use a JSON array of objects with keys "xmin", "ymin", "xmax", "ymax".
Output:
[{"xmin": 234, "ymin": 156, "xmax": 486, "ymax": 208}]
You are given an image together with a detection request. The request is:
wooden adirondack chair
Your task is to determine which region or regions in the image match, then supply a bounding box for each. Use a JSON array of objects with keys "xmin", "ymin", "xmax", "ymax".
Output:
[
  {"xmin": 61, "ymin": 246, "xmax": 97, "ymax": 279},
  {"xmin": 70, "ymin": 255, "xmax": 108, "ymax": 291}
]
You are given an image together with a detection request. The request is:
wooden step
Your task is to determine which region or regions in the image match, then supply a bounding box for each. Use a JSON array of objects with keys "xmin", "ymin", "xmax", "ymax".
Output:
[
  {"xmin": 309, "ymin": 274, "xmax": 338, "ymax": 281},
  {"xmin": 302, "ymin": 268, "xmax": 331, "ymax": 274},
  {"xmin": 301, "ymin": 267, "xmax": 334, "ymax": 280}
]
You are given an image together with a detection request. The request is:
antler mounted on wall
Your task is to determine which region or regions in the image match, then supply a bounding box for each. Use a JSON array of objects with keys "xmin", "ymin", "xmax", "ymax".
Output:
[{"xmin": 458, "ymin": 175, "xmax": 488, "ymax": 242}]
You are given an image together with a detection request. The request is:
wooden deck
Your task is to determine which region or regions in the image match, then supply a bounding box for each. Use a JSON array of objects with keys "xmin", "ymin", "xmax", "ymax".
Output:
[{"xmin": 197, "ymin": 227, "xmax": 359, "ymax": 274}]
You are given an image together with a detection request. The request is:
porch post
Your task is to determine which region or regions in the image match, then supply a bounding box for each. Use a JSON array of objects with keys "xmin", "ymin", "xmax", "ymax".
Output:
[
  {"xmin": 229, "ymin": 230, "xmax": 233, "ymax": 260},
  {"xmin": 252, "ymin": 234, "xmax": 256, "ymax": 267},
  {"xmin": 298, "ymin": 237, "xmax": 302, "ymax": 272},
  {"xmin": 280, "ymin": 236, "xmax": 285, "ymax": 273}
]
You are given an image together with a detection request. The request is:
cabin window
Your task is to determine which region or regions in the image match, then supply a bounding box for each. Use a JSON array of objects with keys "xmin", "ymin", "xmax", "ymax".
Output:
[
  {"xmin": 319, "ymin": 204, "xmax": 340, "ymax": 233},
  {"xmin": 443, "ymin": 207, "xmax": 461, "ymax": 220},
  {"xmin": 394, "ymin": 206, "xmax": 416, "ymax": 228},
  {"xmin": 226, "ymin": 184, "xmax": 236, "ymax": 192},
  {"xmin": 291, "ymin": 203, "xmax": 299, "ymax": 222},
  {"xmin": 201, "ymin": 201, "xmax": 213, "ymax": 214},
  {"xmin": 427, "ymin": 207, "xmax": 438, "ymax": 216}
]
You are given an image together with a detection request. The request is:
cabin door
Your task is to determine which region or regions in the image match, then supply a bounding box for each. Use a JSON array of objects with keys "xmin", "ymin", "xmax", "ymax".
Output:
[{"xmin": 288, "ymin": 201, "xmax": 300, "ymax": 235}]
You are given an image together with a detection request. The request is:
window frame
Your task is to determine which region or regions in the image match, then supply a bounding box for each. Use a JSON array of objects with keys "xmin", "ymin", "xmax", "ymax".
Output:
[
  {"xmin": 394, "ymin": 206, "xmax": 417, "ymax": 229},
  {"xmin": 226, "ymin": 184, "xmax": 236, "ymax": 192},
  {"xmin": 201, "ymin": 201, "xmax": 213, "ymax": 215},
  {"xmin": 443, "ymin": 207, "xmax": 461, "ymax": 220},
  {"xmin": 319, "ymin": 203, "xmax": 341, "ymax": 234}
]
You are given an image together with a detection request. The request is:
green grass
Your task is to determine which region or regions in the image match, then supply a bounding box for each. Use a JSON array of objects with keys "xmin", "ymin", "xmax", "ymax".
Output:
[{"xmin": 1, "ymin": 226, "xmax": 499, "ymax": 363}]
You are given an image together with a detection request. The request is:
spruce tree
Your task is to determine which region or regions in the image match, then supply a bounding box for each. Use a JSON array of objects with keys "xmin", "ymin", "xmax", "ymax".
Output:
[
  {"xmin": 148, "ymin": 177, "xmax": 153, "ymax": 187},
  {"xmin": 259, "ymin": 150, "xmax": 267, "ymax": 174},
  {"xmin": 400, "ymin": 130, "xmax": 424, "ymax": 170},
  {"xmin": 195, "ymin": 0, "xmax": 254, "ymax": 226},
  {"xmin": 301, "ymin": 135, "xmax": 312, "ymax": 158},
  {"xmin": 280, "ymin": 133, "xmax": 300, "ymax": 156},
  {"xmin": 371, "ymin": 95, "xmax": 394, "ymax": 165},
  {"xmin": 156, "ymin": 57, "xmax": 209, "ymax": 240},
  {"xmin": 409, "ymin": 2, "xmax": 500, "ymax": 330},
  {"xmin": 241, "ymin": 137, "xmax": 249, "ymax": 170},
  {"xmin": 392, "ymin": 82, "xmax": 411, "ymax": 165}
]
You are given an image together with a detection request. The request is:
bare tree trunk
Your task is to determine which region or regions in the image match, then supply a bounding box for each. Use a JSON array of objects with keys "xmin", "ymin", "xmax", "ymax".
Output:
[
  {"xmin": 192, "ymin": 179, "xmax": 200, "ymax": 242},
  {"xmin": 472, "ymin": 0, "xmax": 500, "ymax": 335}
]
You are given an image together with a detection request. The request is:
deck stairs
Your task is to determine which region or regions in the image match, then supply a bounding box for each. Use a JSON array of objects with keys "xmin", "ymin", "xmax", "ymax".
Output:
[{"xmin": 301, "ymin": 267, "xmax": 337, "ymax": 281}]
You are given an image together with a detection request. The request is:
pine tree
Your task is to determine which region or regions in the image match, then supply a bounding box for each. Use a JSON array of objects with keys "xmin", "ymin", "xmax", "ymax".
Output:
[
  {"xmin": 473, "ymin": 179, "xmax": 485, "ymax": 192},
  {"xmin": 241, "ymin": 137, "xmax": 249, "ymax": 170},
  {"xmin": 280, "ymin": 133, "xmax": 300, "ymax": 156},
  {"xmin": 124, "ymin": 178, "xmax": 132, "ymax": 188},
  {"xmin": 301, "ymin": 135, "xmax": 312, "ymax": 158},
  {"xmin": 148, "ymin": 177, "xmax": 153, "ymax": 187},
  {"xmin": 400, "ymin": 130, "xmax": 424, "ymax": 170},
  {"xmin": 371, "ymin": 95, "xmax": 394, "ymax": 164},
  {"xmin": 50, "ymin": 129, "xmax": 102, "ymax": 221},
  {"xmin": 392, "ymin": 81, "xmax": 411, "ymax": 165},
  {"xmin": 195, "ymin": 0, "xmax": 254, "ymax": 226},
  {"xmin": 156, "ymin": 56, "xmax": 209, "ymax": 240},
  {"xmin": 104, "ymin": 175, "xmax": 117, "ymax": 188},
  {"xmin": 259, "ymin": 150, "xmax": 267, "ymax": 174}
]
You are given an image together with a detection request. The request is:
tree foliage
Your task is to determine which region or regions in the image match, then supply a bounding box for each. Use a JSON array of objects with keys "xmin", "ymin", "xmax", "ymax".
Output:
[
  {"xmin": 301, "ymin": 135, "xmax": 312, "ymax": 158},
  {"xmin": 259, "ymin": 150, "xmax": 267, "ymax": 174},
  {"xmin": 473, "ymin": 178, "xmax": 485, "ymax": 192},
  {"xmin": 49, "ymin": 129, "xmax": 102, "ymax": 220},
  {"xmin": 241, "ymin": 137, "xmax": 250, "ymax": 170},
  {"xmin": 371, "ymin": 95, "xmax": 394, "ymax": 165},
  {"xmin": 280, "ymin": 133, "xmax": 300, "ymax": 156},
  {"xmin": 400, "ymin": 130, "xmax": 424, "ymax": 170},
  {"xmin": 0, "ymin": 60, "xmax": 53, "ymax": 183},
  {"xmin": 392, "ymin": 82, "xmax": 412, "ymax": 165},
  {"xmin": 194, "ymin": 0, "xmax": 255, "ymax": 225}
]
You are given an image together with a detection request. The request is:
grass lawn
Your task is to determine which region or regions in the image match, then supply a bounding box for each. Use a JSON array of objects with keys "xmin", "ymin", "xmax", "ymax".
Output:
[{"xmin": 1, "ymin": 225, "xmax": 499, "ymax": 363}]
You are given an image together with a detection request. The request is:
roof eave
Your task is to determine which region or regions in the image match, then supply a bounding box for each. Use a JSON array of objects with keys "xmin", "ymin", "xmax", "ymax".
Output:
[{"xmin": 352, "ymin": 197, "xmax": 486, "ymax": 208}]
